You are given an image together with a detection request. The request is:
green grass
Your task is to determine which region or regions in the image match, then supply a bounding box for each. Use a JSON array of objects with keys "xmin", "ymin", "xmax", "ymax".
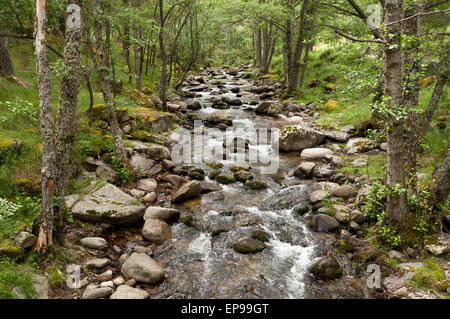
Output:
[
  {"xmin": 338, "ymin": 153, "xmax": 386, "ymax": 179},
  {"xmin": 409, "ymin": 259, "xmax": 449, "ymax": 294},
  {"xmin": 0, "ymin": 257, "xmax": 36, "ymax": 299}
]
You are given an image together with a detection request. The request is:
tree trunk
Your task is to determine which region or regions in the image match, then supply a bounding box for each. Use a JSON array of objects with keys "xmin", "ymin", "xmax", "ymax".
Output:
[
  {"xmin": 35, "ymin": 0, "xmax": 55, "ymax": 254},
  {"xmin": 122, "ymin": 0, "xmax": 133, "ymax": 83},
  {"xmin": 0, "ymin": 31, "xmax": 14, "ymax": 77},
  {"xmin": 159, "ymin": 0, "xmax": 168, "ymax": 112},
  {"xmin": 132, "ymin": 0, "xmax": 141, "ymax": 90},
  {"xmin": 287, "ymin": 0, "xmax": 309, "ymax": 94},
  {"xmin": 384, "ymin": 0, "xmax": 414, "ymax": 235},
  {"xmin": 54, "ymin": 2, "xmax": 82, "ymax": 233},
  {"xmin": 92, "ymin": 0, "xmax": 129, "ymax": 168},
  {"xmin": 429, "ymin": 146, "xmax": 450, "ymax": 209}
]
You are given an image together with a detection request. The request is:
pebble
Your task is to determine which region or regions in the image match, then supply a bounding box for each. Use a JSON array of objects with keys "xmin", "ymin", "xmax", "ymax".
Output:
[
  {"xmin": 98, "ymin": 270, "xmax": 113, "ymax": 281},
  {"xmin": 100, "ymin": 281, "xmax": 114, "ymax": 288}
]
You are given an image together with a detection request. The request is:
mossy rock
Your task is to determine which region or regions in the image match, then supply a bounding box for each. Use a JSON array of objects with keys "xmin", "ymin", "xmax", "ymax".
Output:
[
  {"xmin": 323, "ymin": 83, "xmax": 337, "ymax": 93},
  {"xmin": 233, "ymin": 238, "xmax": 266, "ymax": 254},
  {"xmin": 420, "ymin": 75, "xmax": 436, "ymax": 88},
  {"xmin": 234, "ymin": 170, "xmax": 253, "ymax": 183},
  {"xmin": 245, "ymin": 180, "xmax": 268, "ymax": 190},
  {"xmin": 181, "ymin": 216, "xmax": 196, "ymax": 228},
  {"xmin": 91, "ymin": 104, "xmax": 107, "ymax": 120},
  {"xmin": 229, "ymin": 165, "xmax": 250, "ymax": 172},
  {"xmin": 0, "ymin": 138, "xmax": 23, "ymax": 162},
  {"xmin": 130, "ymin": 130, "xmax": 165, "ymax": 145},
  {"xmin": 216, "ymin": 175, "xmax": 236, "ymax": 184},
  {"xmin": 325, "ymin": 100, "xmax": 339, "ymax": 111},
  {"xmin": 337, "ymin": 239, "xmax": 355, "ymax": 253},
  {"xmin": 309, "ymin": 255, "xmax": 342, "ymax": 280},
  {"xmin": 206, "ymin": 162, "xmax": 223, "ymax": 170},
  {"xmin": 0, "ymin": 243, "xmax": 25, "ymax": 258},
  {"xmin": 189, "ymin": 171, "xmax": 205, "ymax": 181},
  {"xmin": 208, "ymin": 170, "xmax": 221, "ymax": 180},
  {"xmin": 211, "ymin": 228, "xmax": 230, "ymax": 237},
  {"xmin": 251, "ymin": 230, "xmax": 271, "ymax": 243}
]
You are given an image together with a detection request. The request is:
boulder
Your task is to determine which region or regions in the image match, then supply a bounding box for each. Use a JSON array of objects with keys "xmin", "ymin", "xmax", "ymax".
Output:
[
  {"xmin": 311, "ymin": 214, "xmax": 339, "ymax": 232},
  {"xmin": 346, "ymin": 138, "xmax": 378, "ymax": 154},
  {"xmin": 324, "ymin": 131, "xmax": 349, "ymax": 143},
  {"xmin": 245, "ymin": 180, "xmax": 268, "ymax": 190},
  {"xmin": 331, "ymin": 185, "xmax": 356, "ymax": 199},
  {"xmin": 121, "ymin": 253, "xmax": 165, "ymax": 284},
  {"xmin": 300, "ymin": 148, "xmax": 334, "ymax": 161},
  {"xmin": 70, "ymin": 183, "xmax": 146, "ymax": 225},
  {"xmin": 82, "ymin": 286, "xmax": 114, "ymax": 299},
  {"xmin": 80, "ymin": 237, "xmax": 108, "ymax": 250},
  {"xmin": 137, "ymin": 178, "xmax": 157, "ymax": 192},
  {"xmin": 14, "ymin": 232, "xmax": 37, "ymax": 249},
  {"xmin": 147, "ymin": 145, "xmax": 171, "ymax": 161},
  {"xmin": 206, "ymin": 111, "xmax": 232, "ymax": 126},
  {"xmin": 142, "ymin": 219, "xmax": 172, "ymax": 243},
  {"xmin": 332, "ymin": 205, "xmax": 352, "ymax": 223},
  {"xmin": 309, "ymin": 190, "xmax": 327, "ymax": 204},
  {"xmin": 293, "ymin": 162, "xmax": 316, "ymax": 178},
  {"xmin": 309, "ymin": 255, "xmax": 342, "ymax": 280},
  {"xmin": 110, "ymin": 285, "xmax": 150, "ymax": 299},
  {"xmin": 255, "ymin": 102, "xmax": 280, "ymax": 117},
  {"xmin": 84, "ymin": 258, "xmax": 110, "ymax": 269},
  {"xmin": 143, "ymin": 192, "xmax": 157, "ymax": 204},
  {"xmin": 279, "ymin": 125, "xmax": 325, "ymax": 152},
  {"xmin": 171, "ymin": 180, "xmax": 202, "ymax": 203},
  {"xmin": 144, "ymin": 207, "xmax": 180, "ymax": 224},
  {"xmin": 130, "ymin": 154, "xmax": 154, "ymax": 174},
  {"xmin": 95, "ymin": 165, "xmax": 118, "ymax": 183},
  {"xmin": 187, "ymin": 101, "xmax": 202, "ymax": 110},
  {"xmin": 216, "ymin": 174, "xmax": 236, "ymax": 184},
  {"xmin": 233, "ymin": 238, "xmax": 266, "ymax": 254}
]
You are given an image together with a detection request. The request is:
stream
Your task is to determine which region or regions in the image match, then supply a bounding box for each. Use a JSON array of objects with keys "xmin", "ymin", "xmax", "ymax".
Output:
[{"xmin": 147, "ymin": 67, "xmax": 321, "ymax": 299}]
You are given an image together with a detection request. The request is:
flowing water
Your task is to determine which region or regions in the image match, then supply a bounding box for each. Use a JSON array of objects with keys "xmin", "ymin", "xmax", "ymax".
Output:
[{"xmin": 147, "ymin": 68, "xmax": 322, "ymax": 299}]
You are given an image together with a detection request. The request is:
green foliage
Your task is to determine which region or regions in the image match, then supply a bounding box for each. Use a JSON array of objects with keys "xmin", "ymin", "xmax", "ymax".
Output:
[
  {"xmin": 0, "ymin": 195, "xmax": 40, "ymax": 240},
  {"xmin": 0, "ymin": 98, "xmax": 39, "ymax": 129},
  {"xmin": 73, "ymin": 132, "xmax": 115, "ymax": 162},
  {"xmin": 410, "ymin": 259, "xmax": 448, "ymax": 293},
  {"xmin": 111, "ymin": 156, "xmax": 130, "ymax": 184},
  {"xmin": 0, "ymin": 257, "xmax": 35, "ymax": 299}
]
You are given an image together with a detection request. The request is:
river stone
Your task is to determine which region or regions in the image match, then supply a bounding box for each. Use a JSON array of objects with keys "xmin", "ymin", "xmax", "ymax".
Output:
[
  {"xmin": 142, "ymin": 219, "xmax": 172, "ymax": 243},
  {"xmin": 324, "ymin": 130, "xmax": 349, "ymax": 143},
  {"xmin": 187, "ymin": 100, "xmax": 202, "ymax": 110},
  {"xmin": 216, "ymin": 174, "xmax": 236, "ymax": 184},
  {"xmin": 98, "ymin": 270, "xmax": 113, "ymax": 281},
  {"xmin": 14, "ymin": 232, "xmax": 37, "ymax": 249},
  {"xmin": 149, "ymin": 164, "xmax": 163, "ymax": 176},
  {"xmin": 95, "ymin": 165, "xmax": 118, "ymax": 183},
  {"xmin": 143, "ymin": 192, "xmax": 157, "ymax": 204},
  {"xmin": 331, "ymin": 185, "xmax": 356, "ymax": 199},
  {"xmin": 206, "ymin": 111, "xmax": 233, "ymax": 126},
  {"xmin": 113, "ymin": 276, "xmax": 126, "ymax": 286},
  {"xmin": 255, "ymin": 102, "xmax": 279, "ymax": 116},
  {"xmin": 130, "ymin": 154, "xmax": 154, "ymax": 174},
  {"xmin": 293, "ymin": 162, "xmax": 316, "ymax": 178},
  {"xmin": 80, "ymin": 237, "xmax": 108, "ymax": 250},
  {"xmin": 162, "ymin": 159, "xmax": 176, "ymax": 170},
  {"xmin": 279, "ymin": 125, "xmax": 325, "ymax": 152},
  {"xmin": 121, "ymin": 253, "xmax": 165, "ymax": 284},
  {"xmin": 346, "ymin": 138, "xmax": 378, "ymax": 154},
  {"xmin": 82, "ymin": 286, "xmax": 114, "ymax": 299},
  {"xmin": 147, "ymin": 145, "xmax": 171, "ymax": 161},
  {"xmin": 309, "ymin": 190, "xmax": 327, "ymax": 204},
  {"xmin": 110, "ymin": 285, "xmax": 150, "ymax": 299},
  {"xmin": 332, "ymin": 205, "xmax": 352, "ymax": 223},
  {"xmin": 144, "ymin": 207, "xmax": 180, "ymax": 224},
  {"xmin": 233, "ymin": 238, "xmax": 266, "ymax": 254},
  {"xmin": 200, "ymin": 181, "xmax": 221, "ymax": 193},
  {"xmin": 234, "ymin": 170, "xmax": 254, "ymax": 183},
  {"xmin": 100, "ymin": 281, "xmax": 114, "ymax": 288},
  {"xmin": 311, "ymin": 214, "xmax": 339, "ymax": 232},
  {"xmin": 245, "ymin": 180, "xmax": 268, "ymax": 190},
  {"xmin": 309, "ymin": 255, "xmax": 342, "ymax": 280},
  {"xmin": 71, "ymin": 183, "xmax": 146, "ymax": 225},
  {"xmin": 300, "ymin": 148, "xmax": 334, "ymax": 161},
  {"xmin": 171, "ymin": 180, "xmax": 202, "ymax": 203},
  {"xmin": 84, "ymin": 258, "xmax": 110, "ymax": 269},
  {"xmin": 137, "ymin": 178, "xmax": 157, "ymax": 192}
]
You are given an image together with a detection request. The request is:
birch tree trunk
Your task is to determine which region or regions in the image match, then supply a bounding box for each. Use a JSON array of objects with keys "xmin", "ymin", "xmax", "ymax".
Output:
[
  {"xmin": 54, "ymin": 2, "xmax": 82, "ymax": 232},
  {"xmin": 35, "ymin": 0, "xmax": 55, "ymax": 253}
]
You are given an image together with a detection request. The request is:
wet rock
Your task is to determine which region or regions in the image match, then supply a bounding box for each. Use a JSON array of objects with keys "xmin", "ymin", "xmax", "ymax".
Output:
[
  {"xmin": 293, "ymin": 162, "xmax": 316, "ymax": 178},
  {"xmin": 245, "ymin": 180, "xmax": 268, "ymax": 190},
  {"xmin": 121, "ymin": 253, "xmax": 165, "ymax": 284},
  {"xmin": 14, "ymin": 232, "xmax": 37, "ymax": 249},
  {"xmin": 294, "ymin": 202, "xmax": 310, "ymax": 215},
  {"xmin": 300, "ymin": 148, "xmax": 334, "ymax": 161},
  {"xmin": 255, "ymin": 102, "xmax": 280, "ymax": 117},
  {"xmin": 228, "ymin": 67, "xmax": 239, "ymax": 76},
  {"xmin": 234, "ymin": 170, "xmax": 253, "ymax": 182},
  {"xmin": 309, "ymin": 190, "xmax": 327, "ymax": 204},
  {"xmin": 251, "ymin": 230, "xmax": 271, "ymax": 243},
  {"xmin": 144, "ymin": 207, "xmax": 180, "ymax": 224},
  {"xmin": 142, "ymin": 219, "xmax": 172, "ymax": 243},
  {"xmin": 110, "ymin": 285, "xmax": 150, "ymax": 299},
  {"xmin": 216, "ymin": 174, "xmax": 236, "ymax": 184},
  {"xmin": 80, "ymin": 237, "xmax": 108, "ymax": 250},
  {"xmin": 311, "ymin": 214, "xmax": 339, "ymax": 232},
  {"xmin": 233, "ymin": 238, "xmax": 266, "ymax": 254},
  {"xmin": 229, "ymin": 98, "xmax": 243, "ymax": 106},
  {"xmin": 84, "ymin": 258, "xmax": 110, "ymax": 270},
  {"xmin": 189, "ymin": 170, "xmax": 205, "ymax": 180},
  {"xmin": 206, "ymin": 111, "xmax": 233, "ymax": 126},
  {"xmin": 171, "ymin": 180, "xmax": 202, "ymax": 203},
  {"xmin": 331, "ymin": 185, "xmax": 356, "ymax": 199},
  {"xmin": 200, "ymin": 181, "xmax": 221, "ymax": 193},
  {"xmin": 71, "ymin": 183, "xmax": 146, "ymax": 225},
  {"xmin": 279, "ymin": 125, "xmax": 325, "ymax": 152},
  {"xmin": 137, "ymin": 178, "xmax": 157, "ymax": 192},
  {"xmin": 309, "ymin": 255, "xmax": 342, "ymax": 280},
  {"xmin": 187, "ymin": 100, "xmax": 202, "ymax": 110},
  {"xmin": 231, "ymin": 87, "xmax": 240, "ymax": 93},
  {"xmin": 82, "ymin": 286, "xmax": 114, "ymax": 299}
]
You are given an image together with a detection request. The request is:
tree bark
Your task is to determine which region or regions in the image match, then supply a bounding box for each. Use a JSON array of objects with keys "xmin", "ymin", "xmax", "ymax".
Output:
[
  {"xmin": 0, "ymin": 31, "xmax": 15, "ymax": 77},
  {"xmin": 35, "ymin": 0, "xmax": 55, "ymax": 254},
  {"xmin": 384, "ymin": 0, "xmax": 414, "ymax": 235},
  {"xmin": 287, "ymin": 0, "xmax": 309, "ymax": 94},
  {"xmin": 132, "ymin": 0, "xmax": 142, "ymax": 90},
  {"xmin": 159, "ymin": 0, "xmax": 168, "ymax": 112},
  {"xmin": 429, "ymin": 146, "xmax": 450, "ymax": 209},
  {"xmin": 54, "ymin": 2, "xmax": 82, "ymax": 233}
]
